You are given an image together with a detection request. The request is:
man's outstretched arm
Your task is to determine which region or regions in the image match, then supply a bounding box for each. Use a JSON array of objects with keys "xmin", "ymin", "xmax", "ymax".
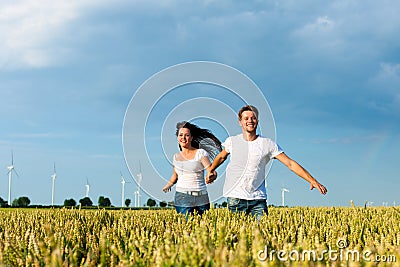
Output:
[
  {"xmin": 206, "ymin": 149, "xmax": 230, "ymax": 184},
  {"xmin": 275, "ymin": 152, "xmax": 327, "ymax": 194}
]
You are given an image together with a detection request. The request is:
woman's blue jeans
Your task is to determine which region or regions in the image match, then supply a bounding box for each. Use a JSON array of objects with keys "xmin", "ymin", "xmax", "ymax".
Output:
[{"xmin": 174, "ymin": 191, "xmax": 210, "ymax": 216}]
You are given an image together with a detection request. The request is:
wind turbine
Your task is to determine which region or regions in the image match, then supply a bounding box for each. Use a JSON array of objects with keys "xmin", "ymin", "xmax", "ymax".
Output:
[
  {"xmin": 134, "ymin": 191, "xmax": 138, "ymax": 207},
  {"xmin": 129, "ymin": 171, "xmax": 138, "ymax": 207},
  {"xmin": 281, "ymin": 188, "xmax": 290, "ymax": 207},
  {"xmin": 136, "ymin": 162, "xmax": 142, "ymax": 207},
  {"xmin": 7, "ymin": 151, "xmax": 19, "ymax": 205},
  {"xmin": 133, "ymin": 161, "xmax": 142, "ymax": 207},
  {"xmin": 85, "ymin": 178, "xmax": 90, "ymax": 198},
  {"xmin": 51, "ymin": 163, "xmax": 57, "ymax": 206},
  {"xmin": 121, "ymin": 172, "xmax": 126, "ymax": 207}
]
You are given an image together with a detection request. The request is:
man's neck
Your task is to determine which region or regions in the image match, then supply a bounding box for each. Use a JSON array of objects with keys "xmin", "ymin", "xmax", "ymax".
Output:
[{"xmin": 242, "ymin": 131, "xmax": 258, "ymax": 141}]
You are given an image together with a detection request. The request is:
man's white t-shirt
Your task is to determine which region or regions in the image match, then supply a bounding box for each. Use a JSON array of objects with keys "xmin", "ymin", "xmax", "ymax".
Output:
[
  {"xmin": 222, "ymin": 134, "xmax": 283, "ymax": 199},
  {"xmin": 174, "ymin": 149, "xmax": 208, "ymax": 192}
]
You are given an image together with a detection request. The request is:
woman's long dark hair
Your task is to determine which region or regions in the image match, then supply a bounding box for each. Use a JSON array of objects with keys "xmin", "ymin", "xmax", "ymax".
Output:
[{"xmin": 176, "ymin": 121, "xmax": 222, "ymax": 159}]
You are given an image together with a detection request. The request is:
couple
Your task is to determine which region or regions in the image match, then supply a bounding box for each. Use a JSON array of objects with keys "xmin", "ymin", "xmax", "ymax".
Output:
[{"xmin": 163, "ymin": 105, "xmax": 327, "ymax": 219}]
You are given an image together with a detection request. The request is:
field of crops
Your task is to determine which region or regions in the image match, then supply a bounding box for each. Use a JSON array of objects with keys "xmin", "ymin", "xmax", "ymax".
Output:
[{"xmin": 0, "ymin": 207, "xmax": 399, "ymax": 266}]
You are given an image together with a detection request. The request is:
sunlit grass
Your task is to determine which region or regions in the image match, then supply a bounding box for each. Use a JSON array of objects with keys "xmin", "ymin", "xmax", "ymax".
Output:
[{"xmin": 0, "ymin": 207, "xmax": 398, "ymax": 266}]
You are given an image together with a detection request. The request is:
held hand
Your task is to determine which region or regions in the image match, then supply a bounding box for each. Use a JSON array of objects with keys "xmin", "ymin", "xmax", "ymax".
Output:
[
  {"xmin": 310, "ymin": 181, "xmax": 327, "ymax": 195},
  {"xmin": 206, "ymin": 171, "xmax": 217, "ymax": 184}
]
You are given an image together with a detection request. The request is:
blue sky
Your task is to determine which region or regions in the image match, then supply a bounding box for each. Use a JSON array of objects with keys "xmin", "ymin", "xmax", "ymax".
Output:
[{"xmin": 0, "ymin": 0, "xmax": 399, "ymax": 207}]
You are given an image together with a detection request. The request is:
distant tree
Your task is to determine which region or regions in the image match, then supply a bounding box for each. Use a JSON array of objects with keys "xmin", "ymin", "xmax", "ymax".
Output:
[
  {"xmin": 125, "ymin": 198, "xmax": 131, "ymax": 207},
  {"xmin": 64, "ymin": 198, "xmax": 77, "ymax": 207},
  {"xmin": 12, "ymin": 196, "xmax": 31, "ymax": 207},
  {"xmin": 98, "ymin": 196, "xmax": 111, "ymax": 207},
  {"xmin": 104, "ymin": 197, "xmax": 111, "ymax": 207},
  {"xmin": 159, "ymin": 201, "xmax": 167, "ymax": 208},
  {"xmin": 146, "ymin": 198, "xmax": 156, "ymax": 207},
  {"xmin": 18, "ymin": 196, "xmax": 30, "ymax": 207},
  {"xmin": 79, "ymin": 197, "xmax": 93, "ymax": 207},
  {"xmin": 98, "ymin": 196, "xmax": 105, "ymax": 206},
  {"xmin": 0, "ymin": 196, "xmax": 8, "ymax": 207},
  {"xmin": 221, "ymin": 201, "xmax": 227, "ymax": 208}
]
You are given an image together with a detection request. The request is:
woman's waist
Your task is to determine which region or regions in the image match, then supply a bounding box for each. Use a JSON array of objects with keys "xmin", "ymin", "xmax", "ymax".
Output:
[
  {"xmin": 176, "ymin": 188, "xmax": 208, "ymax": 196},
  {"xmin": 176, "ymin": 183, "xmax": 207, "ymax": 192}
]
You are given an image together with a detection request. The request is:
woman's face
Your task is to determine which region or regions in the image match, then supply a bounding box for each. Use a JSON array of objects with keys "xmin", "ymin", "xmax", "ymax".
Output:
[{"xmin": 177, "ymin": 127, "xmax": 193, "ymax": 149}]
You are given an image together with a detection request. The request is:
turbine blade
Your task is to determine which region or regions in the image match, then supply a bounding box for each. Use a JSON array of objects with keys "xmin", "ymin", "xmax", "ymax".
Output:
[{"xmin": 13, "ymin": 169, "xmax": 20, "ymax": 178}]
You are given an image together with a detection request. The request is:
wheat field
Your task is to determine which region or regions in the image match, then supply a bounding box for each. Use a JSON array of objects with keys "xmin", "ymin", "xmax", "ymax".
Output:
[{"xmin": 0, "ymin": 207, "xmax": 399, "ymax": 266}]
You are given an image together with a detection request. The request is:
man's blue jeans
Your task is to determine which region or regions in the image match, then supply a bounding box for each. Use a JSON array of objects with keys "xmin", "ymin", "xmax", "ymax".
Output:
[{"xmin": 227, "ymin": 197, "xmax": 268, "ymax": 220}]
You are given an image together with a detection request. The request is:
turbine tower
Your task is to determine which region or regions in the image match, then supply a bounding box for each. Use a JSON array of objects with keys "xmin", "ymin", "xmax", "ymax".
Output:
[
  {"xmin": 136, "ymin": 162, "xmax": 142, "ymax": 207},
  {"xmin": 85, "ymin": 178, "xmax": 90, "ymax": 198},
  {"xmin": 51, "ymin": 163, "xmax": 57, "ymax": 206},
  {"xmin": 121, "ymin": 172, "xmax": 126, "ymax": 207},
  {"xmin": 281, "ymin": 188, "xmax": 290, "ymax": 207},
  {"xmin": 7, "ymin": 151, "xmax": 19, "ymax": 205},
  {"xmin": 134, "ymin": 191, "xmax": 138, "ymax": 207}
]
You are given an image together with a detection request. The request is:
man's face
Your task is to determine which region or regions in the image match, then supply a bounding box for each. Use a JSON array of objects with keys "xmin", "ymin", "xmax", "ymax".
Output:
[{"xmin": 239, "ymin": 110, "xmax": 258, "ymax": 133}]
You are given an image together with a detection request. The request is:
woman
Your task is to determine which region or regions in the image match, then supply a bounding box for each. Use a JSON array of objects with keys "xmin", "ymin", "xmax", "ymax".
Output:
[{"xmin": 162, "ymin": 121, "xmax": 221, "ymax": 216}]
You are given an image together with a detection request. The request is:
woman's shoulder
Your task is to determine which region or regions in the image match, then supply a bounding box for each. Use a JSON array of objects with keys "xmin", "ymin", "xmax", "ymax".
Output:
[{"xmin": 173, "ymin": 152, "xmax": 181, "ymax": 161}]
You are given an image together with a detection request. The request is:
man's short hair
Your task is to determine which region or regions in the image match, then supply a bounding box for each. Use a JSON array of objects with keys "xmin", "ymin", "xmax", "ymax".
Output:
[{"xmin": 238, "ymin": 105, "xmax": 259, "ymax": 120}]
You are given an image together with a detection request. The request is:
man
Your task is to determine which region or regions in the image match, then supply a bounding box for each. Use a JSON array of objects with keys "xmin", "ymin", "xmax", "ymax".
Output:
[{"xmin": 206, "ymin": 105, "xmax": 327, "ymax": 219}]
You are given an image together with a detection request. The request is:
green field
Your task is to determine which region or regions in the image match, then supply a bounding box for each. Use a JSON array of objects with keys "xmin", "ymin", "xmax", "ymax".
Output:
[{"xmin": 0, "ymin": 207, "xmax": 399, "ymax": 266}]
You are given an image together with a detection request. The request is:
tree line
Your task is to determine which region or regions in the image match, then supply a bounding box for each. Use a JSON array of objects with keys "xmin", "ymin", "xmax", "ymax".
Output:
[
  {"xmin": 0, "ymin": 196, "xmax": 171, "ymax": 208},
  {"xmin": 0, "ymin": 195, "xmax": 228, "ymax": 208}
]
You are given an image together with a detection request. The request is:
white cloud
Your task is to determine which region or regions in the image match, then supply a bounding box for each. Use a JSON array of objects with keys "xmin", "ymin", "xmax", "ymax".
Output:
[
  {"xmin": 0, "ymin": 0, "xmax": 202, "ymax": 69},
  {"xmin": 291, "ymin": 15, "xmax": 343, "ymax": 53},
  {"xmin": 0, "ymin": 0, "xmax": 121, "ymax": 69},
  {"xmin": 379, "ymin": 63, "xmax": 400, "ymax": 78},
  {"xmin": 0, "ymin": 1, "xmax": 80, "ymax": 68},
  {"xmin": 362, "ymin": 62, "xmax": 400, "ymax": 116},
  {"xmin": 369, "ymin": 62, "xmax": 400, "ymax": 94},
  {"xmin": 302, "ymin": 16, "xmax": 335, "ymax": 32},
  {"xmin": 289, "ymin": 1, "xmax": 400, "ymax": 64}
]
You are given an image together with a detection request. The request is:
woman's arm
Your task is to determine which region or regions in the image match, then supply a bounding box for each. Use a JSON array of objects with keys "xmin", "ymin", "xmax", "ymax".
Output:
[
  {"xmin": 200, "ymin": 155, "xmax": 216, "ymax": 181},
  {"xmin": 162, "ymin": 168, "xmax": 178, "ymax": 192}
]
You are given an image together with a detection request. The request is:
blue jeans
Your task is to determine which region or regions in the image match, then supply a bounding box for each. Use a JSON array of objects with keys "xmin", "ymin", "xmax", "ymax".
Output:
[
  {"xmin": 174, "ymin": 191, "xmax": 210, "ymax": 216},
  {"xmin": 227, "ymin": 197, "xmax": 268, "ymax": 220}
]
